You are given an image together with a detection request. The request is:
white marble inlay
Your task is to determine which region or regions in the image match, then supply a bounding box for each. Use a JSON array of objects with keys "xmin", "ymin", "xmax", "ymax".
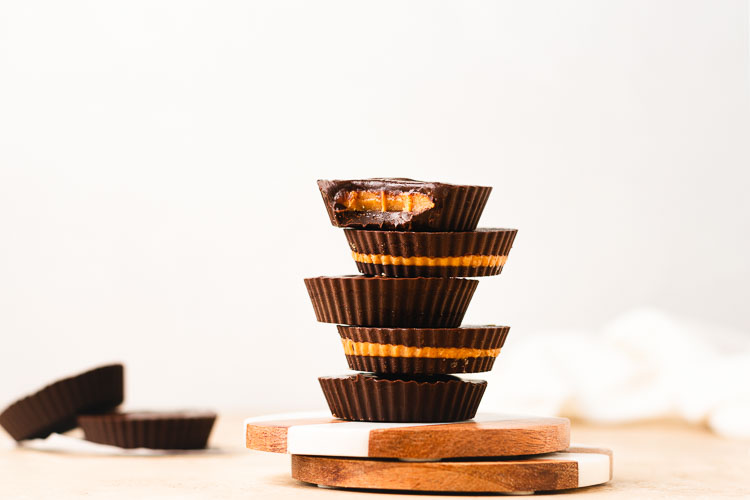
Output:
[{"xmin": 549, "ymin": 451, "xmax": 611, "ymax": 487}]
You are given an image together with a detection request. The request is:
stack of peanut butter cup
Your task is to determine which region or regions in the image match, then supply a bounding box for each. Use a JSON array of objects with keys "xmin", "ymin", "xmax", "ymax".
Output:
[
  {"xmin": 0, "ymin": 364, "xmax": 216, "ymax": 450},
  {"xmin": 305, "ymin": 179, "xmax": 517, "ymax": 422}
]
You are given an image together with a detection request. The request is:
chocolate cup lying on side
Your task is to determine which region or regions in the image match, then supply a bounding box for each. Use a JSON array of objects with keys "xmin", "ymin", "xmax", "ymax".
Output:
[
  {"xmin": 318, "ymin": 178, "xmax": 491, "ymax": 232},
  {"xmin": 304, "ymin": 276, "xmax": 478, "ymax": 328},
  {"xmin": 319, "ymin": 374, "xmax": 487, "ymax": 423},
  {"xmin": 338, "ymin": 325, "xmax": 510, "ymax": 374},
  {"xmin": 78, "ymin": 411, "xmax": 217, "ymax": 449},
  {"xmin": 345, "ymin": 228, "xmax": 518, "ymax": 278},
  {"xmin": 0, "ymin": 364, "xmax": 124, "ymax": 442}
]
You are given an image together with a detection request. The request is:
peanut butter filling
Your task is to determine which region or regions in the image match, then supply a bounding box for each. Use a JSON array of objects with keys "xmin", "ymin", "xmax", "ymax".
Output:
[
  {"xmin": 334, "ymin": 190, "xmax": 435, "ymax": 213},
  {"xmin": 352, "ymin": 252, "xmax": 508, "ymax": 268},
  {"xmin": 341, "ymin": 339, "xmax": 501, "ymax": 359}
]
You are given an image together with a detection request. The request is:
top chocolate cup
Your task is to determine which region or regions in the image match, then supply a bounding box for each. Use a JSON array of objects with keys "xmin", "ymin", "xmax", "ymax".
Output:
[
  {"xmin": 0, "ymin": 364, "xmax": 124, "ymax": 441},
  {"xmin": 317, "ymin": 178, "xmax": 492, "ymax": 231}
]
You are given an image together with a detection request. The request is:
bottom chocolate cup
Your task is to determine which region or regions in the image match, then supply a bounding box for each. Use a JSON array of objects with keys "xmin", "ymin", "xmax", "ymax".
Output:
[
  {"xmin": 77, "ymin": 411, "xmax": 217, "ymax": 449},
  {"xmin": 319, "ymin": 374, "xmax": 487, "ymax": 423},
  {"xmin": 0, "ymin": 364, "xmax": 124, "ymax": 442}
]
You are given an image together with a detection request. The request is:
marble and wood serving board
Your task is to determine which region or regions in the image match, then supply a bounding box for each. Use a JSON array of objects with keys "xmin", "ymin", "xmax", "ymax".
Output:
[
  {"xmin": 245, "ymin": 412, "xmax": 570, "ymax": 460},
  {"xmin": 292, "ymin": 445, "xmax": 613, "ymax": 493}
]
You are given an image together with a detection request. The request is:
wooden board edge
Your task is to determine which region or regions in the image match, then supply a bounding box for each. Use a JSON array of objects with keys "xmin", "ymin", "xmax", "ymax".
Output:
[
  {"xmin": 246, "ymin": 424, "xmax": 289, "ymax": 453},
  {"xmin": 290, "ymin": 454, "xmax": 582, "ymax": 493},
  {"xmin": 367, "ymin": 418, "xmax": 571, "ymax": 459}
]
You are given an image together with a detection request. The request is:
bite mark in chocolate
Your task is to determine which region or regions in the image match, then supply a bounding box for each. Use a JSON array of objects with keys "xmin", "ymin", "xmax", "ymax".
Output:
[{"xmin": 318, "ymin": 178, "xmax": 491, "ymax": 231}]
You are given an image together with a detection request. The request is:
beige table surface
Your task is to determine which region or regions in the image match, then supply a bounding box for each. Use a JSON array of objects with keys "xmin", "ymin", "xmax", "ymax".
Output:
[{"xmin": 1, "ymin": 415, "xmax": 749, "ymax": 499}]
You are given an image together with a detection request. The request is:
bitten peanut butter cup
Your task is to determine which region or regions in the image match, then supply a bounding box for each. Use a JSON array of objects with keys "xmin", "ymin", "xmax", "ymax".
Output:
[
  {"xmin": 77, "ymin": 411, "xmax": 217, "ymax": 449},
  {"xmin": 0, "ymin": 364, "xmax": 124, "ymax": 441},
  {"xmin": 317, "ymin": 178, "xmax": 491, "ymax": 231},
  {"xmin": 319, "ymin": 374, "xmax": 487, "ymax": 422},
  {"xmin": 304, "ymin": 276, "xmax": 478, "ymax": 328},
  {"xmin": 338, "ymin": 325, "xmax": 510, "ymax": 374},
  {"xmin": 345, "ymin": 228, "xmax": 518, "ymax": 277}
]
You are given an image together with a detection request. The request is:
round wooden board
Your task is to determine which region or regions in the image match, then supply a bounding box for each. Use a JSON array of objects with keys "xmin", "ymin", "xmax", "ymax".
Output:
[
  {"xmin": 245, "ymin": 412, "xmax": 570, "ymax": 459},
  {"xmin": 292, "ymin": 446, "xmax": 613, "ymax": 493}
]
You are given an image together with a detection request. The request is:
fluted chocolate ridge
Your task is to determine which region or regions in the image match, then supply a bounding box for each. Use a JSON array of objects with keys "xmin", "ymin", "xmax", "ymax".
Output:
[
  {"xmin": 77, "ymin": 411, "xmax": 216, "ymax": 449},
  {"xmin": 304, "ymin": 276, "xmax": 478, "ymax": 328},
  {"xmin": 319, "ymin": 374, "xmax": 486, "ymax": 422},
  {"xmin": 345, "ymin": 228, "xmax": 517, "ymax": 277},
  {"xmin": 344, "ymin": 355, "xmax": 498, "ymax": 374},
  {"xmin": 0, "ymin": 364, "xmax": 124, "ymax": 441}
]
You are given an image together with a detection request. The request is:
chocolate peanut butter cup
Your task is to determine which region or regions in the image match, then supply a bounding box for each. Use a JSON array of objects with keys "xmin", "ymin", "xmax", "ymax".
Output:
[
  {"xmin": 304, "ymin": 276, "xmax": 478, "ymax": 328},
  {"xmin": 77, "ymin": 411, "xmax": 217, "ymax": 449},
  {"xmin": 345, "ymin": 228, "xmax": 518, "ymax": 277},
  {"xmin": 338, "ymin": 325, "xmax": 510, "ymax": 374},
  {"xmin": 0, "ymin": 364, "xmax": 124, "ymax": 441},
  {"xmin": 319, "ymin": 374, "xmax": 487, "ymax": 422},
  {"xmin": 318, "ymin": 178, "xmax": 491, "ymax": 231}
]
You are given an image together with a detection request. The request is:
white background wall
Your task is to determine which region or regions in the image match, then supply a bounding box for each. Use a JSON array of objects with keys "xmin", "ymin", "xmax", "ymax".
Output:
[{"xmin": 1, "ymin": 1, "xmax": 748, "ymax": 413}]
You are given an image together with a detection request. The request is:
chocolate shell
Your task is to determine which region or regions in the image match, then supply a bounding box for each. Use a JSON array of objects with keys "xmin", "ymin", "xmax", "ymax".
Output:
[
  {"xmin": 318, "ymin": 178, "xmax": 491, "ymax": 231},
  {"xmin": 338, "ymin": 325, "xmax": 510, "ymax": 374},
  {"xmin": 0, "ymin": 364, "xmax": 124, "ymax": 441},
  {"xmin": 304, "ymin": 276, "xmax": 478, "ymax": 328},
  {"xmin": 77, "ymin": 411, "xmax": 217, "ymax": 449},
  {"xmin": 345, "ymin": 228, "xmax": 517, "ymax": 277},
  {"xmin": 319, "ymin": 374, "xmax": 487, "ymax": 422},
  {"xmin": 345, "ymin": 356, "xmax": 496, "ymax": 374}
]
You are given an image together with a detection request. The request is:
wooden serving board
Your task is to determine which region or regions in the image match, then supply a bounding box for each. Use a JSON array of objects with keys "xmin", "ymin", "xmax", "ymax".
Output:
[
  {"xmin": 245, "ymin": 412, "xmax": 570, "ymax": 459},
  {"xmin": 292, "ymin": 445, "xmax": 613, "ymax": 493}
]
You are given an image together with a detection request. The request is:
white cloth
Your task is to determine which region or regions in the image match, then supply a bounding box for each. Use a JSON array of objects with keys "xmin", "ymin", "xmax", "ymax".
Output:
[{"xmin": 482, "ymin": 308, "xmax": 750, "ymax": 439}]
